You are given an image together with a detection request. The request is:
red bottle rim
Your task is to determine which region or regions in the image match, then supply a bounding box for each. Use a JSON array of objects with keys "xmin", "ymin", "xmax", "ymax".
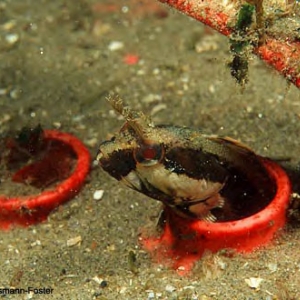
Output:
[
  {"xmin": 0, "ymin": 130, "xmax": 91, "ymax": 229},
  {"xmin": 140, "ymin": 158, "xmax": 291, "ymax": 275}
]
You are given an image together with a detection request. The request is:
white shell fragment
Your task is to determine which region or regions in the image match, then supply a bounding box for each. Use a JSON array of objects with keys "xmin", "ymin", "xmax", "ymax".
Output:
[
  {"xmin": 66, "ymin": 235, "xmax": 82, "ymax": 247},
  {"xmin": 245, "ymin": 277, "xmax": 263, "ymax": 289},
  {"xmin": 195, "ymin": 35, "xmax": 219, "ymax": 53},
  {"xmin": 165, "ymin": 284, "xmax": 176, "ymax": 293},
  {"xmin": 108, "ymin": 41, "xmax": 124, "ymax": 51},
  {"xmin": 93, "ymin": 189, "xmax": 104, "ymax": 201},
  {"xmin": 5, "ymin": 33, "xmax": 19, "ymax": 45},
  {"xmin": 147, "ymin": 291, "xmax": 155, "ymax": 300},
  {"xmin": 92, "ymin": 275, "xmax": 104, "ymax": 285},
  {"xmin": 267, "ymin": 263, "xmax": 277, "ymax": 273},
  {"xmin": 150, "ymin": 103, "xmax": 167, "ymax": 116}
]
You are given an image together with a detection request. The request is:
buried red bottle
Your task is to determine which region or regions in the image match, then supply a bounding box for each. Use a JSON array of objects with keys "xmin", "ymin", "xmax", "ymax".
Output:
[
  {"xmin": 140, "ymin": 159, "xmax": 291, "ymax": 275},
  {"xmin": 0, "ymin": 130, "xmax": 90, "ymax": 229}
]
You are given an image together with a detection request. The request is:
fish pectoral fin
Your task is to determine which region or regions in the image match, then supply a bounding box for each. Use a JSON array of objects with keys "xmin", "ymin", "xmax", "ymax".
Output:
[
  {"xmin": 202, "ymin": 211, "xmax": 217, "ymax": 222},
  {"xmin": 216, "ymin": 196, "xmax": 225, "ymax": 208},
  {"xmin": 186, "ymin": 193, "xmax": 225, "ymax": 221},
  {"xmin": 181, "ymin": 192, "xmax": 225, "ymax": 208}
]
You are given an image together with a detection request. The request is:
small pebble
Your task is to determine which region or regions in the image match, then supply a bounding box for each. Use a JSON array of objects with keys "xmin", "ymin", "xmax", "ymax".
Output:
[
  {"xmin": 10, "ymin": 88, "xmax": 21, "ymax": 99},
  {"xmin": 85, "ymin": 137, "xmax": 98, "ymax": 147},
  {"xmin": 66, "ymin": 235, "xmax": 82, "ymax": 247},
  {"xmin": 0, "ymin": 88, "xmax": 8, "ymax": 96},
  {"xmin": 121, "ymin": 6, "xmax": 129, "ymax": 13},
  {"xmin": 150, "ymin": 103, "xmax": 167, "ymax": 116},
  {"xmin": 209, "ymin": 84, "xmax": 215, "ymax": 93},
  {"xmin": 92, "ymin": 276, "xmax": 103, "ymax": 285},
  {"xmin": 2, "ymin": 20, "xmax": 17, "ymax": 31},
  {"xmin": 30, "ymin": 240, "xmax": 41, "ymax": 247},
  {"xmin": 108, "ymin": 41, "xmax": 124, "ymax": 51},
  {"xmin": 100, "ymin": 280, "xmax": 108, "ymax": 288},
  {"xmin": 147, "ymin": 291, "xmax": 155, "ymax": 300},
  {"xmin": 165, "ymin": 284, "xmax": 176, "ymax": 293},
  {"xmin": 53, "ymin": 122, "xmax": 62, "ymax": 129},
  {"xmin": 245, "ymin": 277, "xmax": 263, "ymax": 289},
  {"xmin": 92, "ymin": 21, "xmax": 111, "ymax": 37},
  {"xmin": 5, "ymin": 33, "xmax": 19, "ymax": 45},
  {"xmin": 195, "ymin": 35, "xmax": 218, "ymax": 53},
  {"xmin": 142, "ymin": 93, "xmax": 162, "ymax": 104},
  {"xmin": 267, "ymin": 263, "xmax": 277, "ymax": 273},
  {"xmin": 93, "ymin": 190, "xmax": 104, "ymax": 201}
]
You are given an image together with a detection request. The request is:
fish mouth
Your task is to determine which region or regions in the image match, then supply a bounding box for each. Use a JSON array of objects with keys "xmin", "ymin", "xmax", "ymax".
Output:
[{"xmin": 96, "ymin": 150, "xmax": 103, "ymax": 162}]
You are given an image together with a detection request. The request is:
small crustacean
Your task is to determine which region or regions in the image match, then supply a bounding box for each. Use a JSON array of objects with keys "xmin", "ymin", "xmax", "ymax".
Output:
[{"xmin": 97, "ymin": 96, "xmax": 276, "ymax": 222}]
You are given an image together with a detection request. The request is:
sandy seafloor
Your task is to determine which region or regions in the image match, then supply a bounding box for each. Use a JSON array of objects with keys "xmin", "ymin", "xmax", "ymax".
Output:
[{"xmin": 0, "ymin": 0, "xmax": 300, "ymax": 299}]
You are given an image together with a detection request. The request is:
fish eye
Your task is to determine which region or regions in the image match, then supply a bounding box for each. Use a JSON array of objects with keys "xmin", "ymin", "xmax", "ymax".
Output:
[{"xmin": 134, "ymin": 143, "xmax": 164, "ymax": 166}]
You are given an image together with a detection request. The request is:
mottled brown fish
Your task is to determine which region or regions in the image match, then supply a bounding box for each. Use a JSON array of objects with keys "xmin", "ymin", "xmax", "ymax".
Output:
[{"xmin": 97, "ymin": 96, "xmax": 276, "ymax": 222}]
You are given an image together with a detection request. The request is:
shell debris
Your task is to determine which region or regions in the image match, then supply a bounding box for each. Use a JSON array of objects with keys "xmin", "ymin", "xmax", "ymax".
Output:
[
  {"xmin": 245, "ymin": 277, "xmax": 263, "ymax": 289},
  {"xmin": 108, "ymin": 40, "xmax": 124, "ymax": 51},
  {"xmin": 93, "ymin": 189, "xmax": 104, "ymax": 201},
  {"xmin": 67, "ymin": 235, "xmax": 82, "ymax": 247}
]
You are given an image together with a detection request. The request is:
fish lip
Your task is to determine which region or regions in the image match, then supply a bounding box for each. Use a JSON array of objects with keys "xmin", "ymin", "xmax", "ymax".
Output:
[{"xmin": 96, "ymin": 150, "xmax": 103, "ymax": 162}]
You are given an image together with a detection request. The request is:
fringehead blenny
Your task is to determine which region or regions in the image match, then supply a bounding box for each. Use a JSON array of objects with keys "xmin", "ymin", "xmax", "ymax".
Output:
[{"xmin": 97, "ymin": 96, "xmax": 276, "ymax": 222}]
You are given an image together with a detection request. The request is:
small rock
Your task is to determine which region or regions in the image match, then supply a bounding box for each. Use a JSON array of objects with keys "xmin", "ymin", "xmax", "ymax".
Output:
[
  {"xmin": 245, "ymin": 277, "xmax": 263, "ymax": 289},
  {"xmin": 85, "ymin": 137, "xmax": 98, "ymax": 147},
  {"xmin": 92, "ymin": 275, "xmax": 103, "ymax": 285},
  {"xmin": 67, "ymin": 235, "xmax": 82, "ymax": 247},
  {"xmin": 267, "ymin": 263, "xmax": 277, "ymax": 273},
  {"xmin": 150, "ymin": 103, "xmax": 167, "ymax": 116},
  {"xmin": 0, "ymin": 88, "xmax": 8, "ymax": 96},
  {"xmin": 195, "ymin": 35, "xmax": 218, "ymax": 53},
  {"xmin": 5, "ymin": 33, "xmax": 19, "ymax": 45},
  {"xmin": 142, "ymin": 93, "xmax": 162, "ymax": 104},
  {"xmin": 119, "ymin": 286, "xmax": 127, "ymax": 294},
  {"xmin": 92, "ymin": 21, "xmax": 111, "ymax": 37},
  {"xmin": 100, "ymin": 280, "xmax": 108, "ymax": 288},
  {"xmin": 30, "ymin": 240, "xmax": 41, "ymax": 247},
  {"xmin": 108, "ymin": 41, "xmax": 124, "ymax": 51},
  {"xmin": 165, "ymin": 284, "xmax": 176, "ymax": 293},
  {"xmin": 2, "ymin": 20, "xmax": 17, "ymax": 31},
  {"xmin": 93, "ymin": 190, "xmax": 104, "ymax": 201},
  {"xmin": 147, "ymin": 291, "xmax": 155, "ymax": 300},
  {"xmin": 10, "ymin": 88, "xmax": 21, "ymax": 99}
]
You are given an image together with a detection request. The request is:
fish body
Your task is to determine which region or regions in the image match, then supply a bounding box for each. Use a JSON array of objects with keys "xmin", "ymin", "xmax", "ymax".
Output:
[{"xmin": 97, "ymin": 97, "xmax": 275, "ymax": 221}]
